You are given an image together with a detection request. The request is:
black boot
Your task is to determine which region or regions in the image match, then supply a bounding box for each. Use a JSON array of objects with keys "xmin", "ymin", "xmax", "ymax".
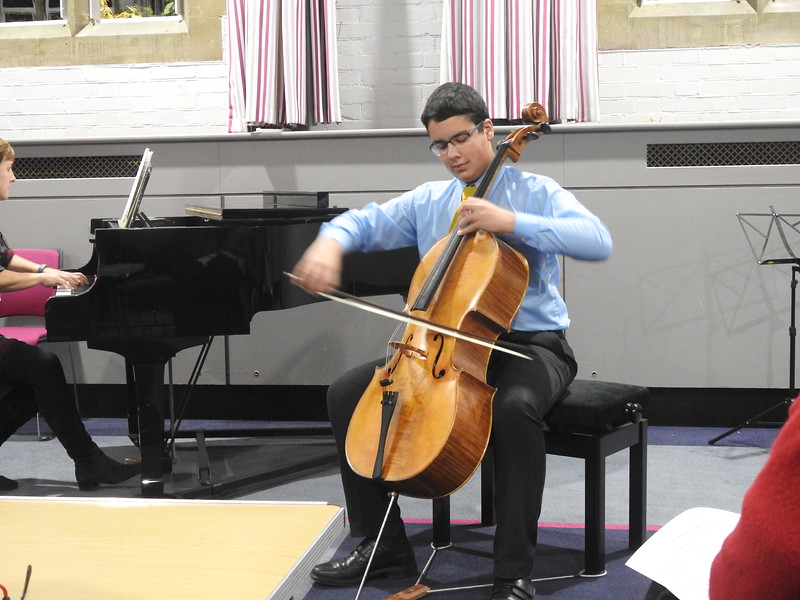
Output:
[
  {"xmin": 29, "ymin": 353, "xmax": 138, "ymax": 489},
  {"xmin": 0, "ymin": 475, "xmax": 19, "ymax": 491},
  {"xmin": 75, "ymin": 449, "xmax": 140, "ymax": 491}
]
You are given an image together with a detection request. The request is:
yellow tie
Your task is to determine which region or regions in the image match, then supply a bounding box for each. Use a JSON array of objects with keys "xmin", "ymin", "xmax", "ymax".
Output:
[{"xmin": 449, "ymin": 185, "xmax": 477, "ymax": 232}]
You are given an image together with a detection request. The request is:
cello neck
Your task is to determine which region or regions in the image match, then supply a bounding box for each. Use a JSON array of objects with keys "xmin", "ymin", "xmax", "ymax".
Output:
[
  {"xmin": 409, "ymin": 138, "xmax": 511, "ymax": 313},
  {"xmin": 410, "ymin": 105, "xmax": 550, "ymax": 313}
]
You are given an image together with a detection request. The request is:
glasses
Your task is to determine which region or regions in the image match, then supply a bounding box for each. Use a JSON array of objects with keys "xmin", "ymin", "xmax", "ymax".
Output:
[{"xmin": 429, "ymin": 123, "xmax": 483, "ymax": 156}]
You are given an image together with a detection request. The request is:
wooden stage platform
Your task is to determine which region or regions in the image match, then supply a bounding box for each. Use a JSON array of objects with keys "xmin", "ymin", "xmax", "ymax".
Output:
[{"xmin": 0, "ymin": 497, "xmax": 344, "ymax": 599}]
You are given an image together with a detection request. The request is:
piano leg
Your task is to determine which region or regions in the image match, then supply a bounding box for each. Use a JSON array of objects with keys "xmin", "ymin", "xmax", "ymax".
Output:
[
  {"xmin": 132, "ymin": 361, "xmax": 170, "ymax": 498},
  {"xmin": 125, "ymin": 360, "xmax": 138, "ymax": 447},
  {"xmin": 90, "ymin": 337, "xmax": 209, "ymax": 498}
]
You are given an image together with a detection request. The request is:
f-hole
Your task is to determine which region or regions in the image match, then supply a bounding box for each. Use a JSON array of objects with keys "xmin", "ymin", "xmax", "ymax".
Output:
[{"xmin": 431, "ymin": 334, "xmax": 446, "ymax": 379}]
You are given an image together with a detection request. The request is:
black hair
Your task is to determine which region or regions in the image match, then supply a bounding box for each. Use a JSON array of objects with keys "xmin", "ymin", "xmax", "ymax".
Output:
[{"xmin": 420, "ymin": 82, "xmax": 490, "ymax": 129}]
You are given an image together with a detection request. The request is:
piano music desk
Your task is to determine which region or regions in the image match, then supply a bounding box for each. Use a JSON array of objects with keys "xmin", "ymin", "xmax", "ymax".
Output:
[{"xmin": 0, "ymin": 497, "xmax": 344, "ymax": 599}]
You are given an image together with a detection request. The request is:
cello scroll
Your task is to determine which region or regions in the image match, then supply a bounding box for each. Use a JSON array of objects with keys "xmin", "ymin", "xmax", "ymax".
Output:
[{"xmin": 497, "ymin": 102, "xmax": 551, "ymax": 164}]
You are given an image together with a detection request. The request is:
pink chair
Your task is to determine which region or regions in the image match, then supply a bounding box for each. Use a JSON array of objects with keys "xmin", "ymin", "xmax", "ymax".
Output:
[
  {"xmin": 0, "ymin": 248, "xmax": 67, "ymax": 439},
  {"xmin": 0, "ymin": 248, "xmax": 61, "ymax": 345}
]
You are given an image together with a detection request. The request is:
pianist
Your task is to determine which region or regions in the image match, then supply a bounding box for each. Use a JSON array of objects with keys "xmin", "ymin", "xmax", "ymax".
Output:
[{"xmin": 0, "ymin": 137, "xmax": 139, "ymax": 492}]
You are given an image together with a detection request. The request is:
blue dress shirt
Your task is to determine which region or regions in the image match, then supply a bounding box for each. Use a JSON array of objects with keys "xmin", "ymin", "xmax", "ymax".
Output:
[{"xmin": 319, "ymin": 165, "xmax": 612, "ymax": 331}]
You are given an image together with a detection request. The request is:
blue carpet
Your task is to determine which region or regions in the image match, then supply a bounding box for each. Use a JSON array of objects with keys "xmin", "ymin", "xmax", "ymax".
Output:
[
  {"xmin": 648, "ymin": 425, "xmax": 779, "ymax": 448},
  {"xmin": 303, "ymin": 523, "xmax": 655, "ymax": 600}
]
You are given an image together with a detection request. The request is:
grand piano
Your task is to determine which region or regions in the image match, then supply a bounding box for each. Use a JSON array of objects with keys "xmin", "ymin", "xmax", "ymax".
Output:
[{"xmin": 45, "ymin": 204, "xmax": 418, "ymax": 497}]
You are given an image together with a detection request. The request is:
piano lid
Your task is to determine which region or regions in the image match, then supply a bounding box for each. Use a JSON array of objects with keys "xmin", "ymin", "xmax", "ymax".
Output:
[
  {"xmin": 46, "ymin": 209, "xmax": 419, "ymax": 350},
  {"xmin": 184, "ymin": 190, "xmax": 331, "ymax": 221}
]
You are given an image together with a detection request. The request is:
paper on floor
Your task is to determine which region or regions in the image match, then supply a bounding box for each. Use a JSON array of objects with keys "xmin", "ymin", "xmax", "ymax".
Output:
[{"xmin": 625, "ymin": 506, "xmax": 740, "ymax": 600}]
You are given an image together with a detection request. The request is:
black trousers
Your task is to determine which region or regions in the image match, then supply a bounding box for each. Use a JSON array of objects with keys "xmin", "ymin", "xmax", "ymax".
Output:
[
  {"xmin": 326, "ymin": 330, "xmax": 577, "ymax": 579},
  {"xmin": 0, "ymin": 338, "xmax": 96, "ymax": 461}
]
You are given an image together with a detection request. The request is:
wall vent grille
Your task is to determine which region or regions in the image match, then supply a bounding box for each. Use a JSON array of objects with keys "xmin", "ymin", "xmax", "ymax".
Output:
[
  {"xmin": 647, "ymin": 141, "xmax": 800, "ymax": 168},
  {"xmin": 12, "ymin": 155, "xmax": 143, "ymax": 180}
]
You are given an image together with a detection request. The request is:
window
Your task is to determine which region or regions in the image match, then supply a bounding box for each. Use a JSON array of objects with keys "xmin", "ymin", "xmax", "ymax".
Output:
[
  {"xmin": 0, "ymin": 0, "xmax": 61, "ymax": 22},
  {"xmin": 1, "ymin": 0, "xmax": 181, "ymax": 24},
  {"xmin": 95, "ymin": 0, "xmax": 180, "ymax": 19},
  {"xmin": 640, "ymin": 0, "xmax": 732, "ymax": 4},
  {"xmin": 599, "ymin": 0, "xmax": 800, "ymax": 50},
  {"xmin": 0, "ymin": 1, "xmax": 222, "ymax": 67}
]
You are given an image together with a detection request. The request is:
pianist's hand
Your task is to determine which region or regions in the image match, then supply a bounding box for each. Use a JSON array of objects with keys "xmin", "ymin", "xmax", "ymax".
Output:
[
  {"xmin": 291, "ymin": 236, "xmax": 344, "ymax": 296},
  {"xmin": 41, "ymin": 268, "xmax": 89, "ymax": 290}
]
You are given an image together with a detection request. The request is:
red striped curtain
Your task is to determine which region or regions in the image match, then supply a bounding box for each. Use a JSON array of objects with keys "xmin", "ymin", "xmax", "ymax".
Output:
[
  {"xmin": 440, "ymin": 0, "xmax": 599, "ymax": 123},
  {"xmin": 227, "ymin": 0, "xmax": 341, "ymax": 132}
]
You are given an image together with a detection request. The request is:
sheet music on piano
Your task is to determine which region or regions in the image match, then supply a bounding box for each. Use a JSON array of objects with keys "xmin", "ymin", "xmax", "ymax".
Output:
[{"xmin": 118, "ymin": 148, "xmax": 153, "ymax": 229}]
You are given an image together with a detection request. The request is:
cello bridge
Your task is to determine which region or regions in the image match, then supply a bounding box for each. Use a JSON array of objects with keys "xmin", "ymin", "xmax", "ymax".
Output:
[{"xmin": 388, "ymin": 341, "xmax": 428, "ymax": 360}]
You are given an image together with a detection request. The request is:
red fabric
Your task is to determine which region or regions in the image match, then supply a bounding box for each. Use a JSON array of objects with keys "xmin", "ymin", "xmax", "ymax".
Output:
[{"xmin": 709, "ymin": 399, "xmax": 800, "ymax": 599}]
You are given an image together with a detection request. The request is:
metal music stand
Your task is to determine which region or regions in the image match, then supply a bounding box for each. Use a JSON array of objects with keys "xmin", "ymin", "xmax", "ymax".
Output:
[{"xmin": 709, "ymin": 207, "xmax": 800, "ymax": 445}]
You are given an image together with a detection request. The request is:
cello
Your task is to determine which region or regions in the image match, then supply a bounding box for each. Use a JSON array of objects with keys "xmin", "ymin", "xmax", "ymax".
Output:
[{"xmin": 344, "ymin": 103, "xmax": 551, "ymax": 500}]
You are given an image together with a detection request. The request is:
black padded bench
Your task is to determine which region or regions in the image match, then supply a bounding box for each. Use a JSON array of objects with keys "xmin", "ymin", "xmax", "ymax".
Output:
[{"xmin": 432, "ymin": 378, "xmax": 649, "ymax": 576}]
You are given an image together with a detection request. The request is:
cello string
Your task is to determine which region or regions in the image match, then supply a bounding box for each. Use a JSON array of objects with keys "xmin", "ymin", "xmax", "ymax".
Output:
[
  {"xmin": 283, "ymin": 271, "xmax": 532, "ymax": 360},
  {"xmin": 385, "ymin": 321, "xmax": 404, "ymax": 364},
  {"xmin": 310, "ymin": 286, "xmax": 533, "ymax": 361}
]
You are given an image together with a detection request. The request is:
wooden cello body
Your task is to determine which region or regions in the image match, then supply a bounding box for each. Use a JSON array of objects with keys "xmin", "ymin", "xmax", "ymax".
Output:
[
  {"xmin": 344, "ymin": 103, "xmax": 550, "ymax": 499},
  {"xmin": 345, "ymin": 232, "xmax": 528, "ymax": 498}
]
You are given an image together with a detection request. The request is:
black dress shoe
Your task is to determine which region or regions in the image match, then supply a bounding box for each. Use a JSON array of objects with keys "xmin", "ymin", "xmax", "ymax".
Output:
[
  {"xmin": 75, "ymin": 452, "xmax": 140, "ymax": 491},
  {"xmin": 310, "ymin": 537, "xmax": 417, "ymax": 587},
  {"xmin": 491, "ymin": 578, "xmax": 536, "ymax": 600}
]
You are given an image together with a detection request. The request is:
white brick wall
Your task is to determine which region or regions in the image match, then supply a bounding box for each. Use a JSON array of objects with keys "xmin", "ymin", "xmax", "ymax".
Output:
[
  {"xmin": 598, "ymin": 45, "xmax": 800, "ymax": 123},
  {"xmin": 1, "ymin": 0, "xmax": 799, "ymax": 140},
  {"xmin": 1, "ymin": 61, "xmax": 229, "ymax": 140}
]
